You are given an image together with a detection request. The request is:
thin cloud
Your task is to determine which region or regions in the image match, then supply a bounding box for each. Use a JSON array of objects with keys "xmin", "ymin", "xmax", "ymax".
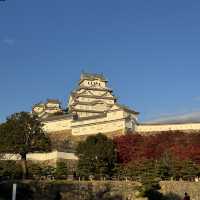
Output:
[
  {"xmin": 2, "ymin": 38, "xmax": 15, "ymax": 46},
  {"xmin": 146, "ymin": 111, "xmax": 200, "ymax": 124},
  {"xmin": 193, "ymin": 96, "xmax": 200, "ymax": 101}
]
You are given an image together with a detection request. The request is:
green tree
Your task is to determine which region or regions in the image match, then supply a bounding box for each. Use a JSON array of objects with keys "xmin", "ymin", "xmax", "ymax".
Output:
[
  {"xmin": 0, "ymin": 161, "xmax": 22, "ymax": 180},
  {"xmin": 0, "ymin": 112, "xmax": 51, "ymax": 179},
  {"xmin": 55, "ymin": 162, "xmax": 68, "ymax": 179},
  {"xmin": 125, "ymin": 159, "xmax": 162, "ymax": 199},
  {"xmin": 179, "ymin": 160, "xmax": 199, "ymax": 180},
  {"xmin": 76, "ymin": 133, "xmax": 117, "ymax": 179},
  {"xmin": 156, "ymin": 152, "xmax": 175, "ymax": 180}
]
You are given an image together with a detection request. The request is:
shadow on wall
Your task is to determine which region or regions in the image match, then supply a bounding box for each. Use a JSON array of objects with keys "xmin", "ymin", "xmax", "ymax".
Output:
[
  {"xmin": 163, "ymin": 192, "xmax": 182, "ymax": 200},
  {"xmin": 0, "ymin": 182, "xmax": 34, "ymax": 200},
  {"xmin": 145, "ymin": 190, "xmax": 181, "ymax": 200},
  {"xmin": 53, "ymin": 186, "xmax": 123, "ymax": 200},
  {"xmin": 0, "ymin": 181, "xmax": 182, "ymax": 200}
]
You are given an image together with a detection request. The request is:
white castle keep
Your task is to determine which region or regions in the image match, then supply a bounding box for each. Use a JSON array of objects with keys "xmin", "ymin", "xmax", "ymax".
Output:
[
  {"xmin": 32, "ymin": 73, "xmax": 139, "ymax": 137},
  {"xmin": 32, "ymin": 72, "xmax": 200, "ymax": 138}
]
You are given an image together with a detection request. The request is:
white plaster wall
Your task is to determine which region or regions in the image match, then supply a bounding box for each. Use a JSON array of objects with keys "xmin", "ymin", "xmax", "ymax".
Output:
[
  {"xmin": 72, "ymin": 108, "xmax": 124, "ymax": 127},
  {"xmin": 72, "ymin": 108, "xmax": 126, "ymax": 135},
  {"xmin": 1, "ymin": 154, "xmax": 21, "ymax": 160},
  {"xmin": 43, "ymin": 105, "xmax": 136, "ymax": 136},
  {"xmin": 81, "ymin": 80, "xmax": 106, "ymax": 88},
  {"xmin": 107, "ymin": 109, "xmax": 124, "ymax": 121},
  {"xmin": 72, "ymin": 119, "xmax": 125, "ymax": 135},
  {"xmin": 43, "ymin": 108, "xmax": 125, "ymax": 135},
  {"xmin": 45, "ymin": 109, "xmax": 60, "ymax": 114},
  {"xmin": 77, "ymin": 90, "xmax": 111, "ymax": 97},
  {"xmin": 28, "ymin": 151, "xmax": 78, "ymax": 161},
  {"xmin": 91, "ymin": 90, "xmax": 111, "ymax": 96},
  {"xmin": 1, "ymin": 151, "xmax": 78, "ymax": 161},
  {"xmin": 75, "ymin": 103, "xmax": 110, "ymax": 112},
  {"xmin": 136, "ymin": 123, "xmax": 200, "ymax": 132},
  {"xmin": 78, "ymin": 97, "xmax": 114, "ymax": 105},
  {"xmin": 46, "ymin": 102, "xmax": 59, "ymax": 108},
  {"xmin": 43, "ymin": 118, "xmax": 72, "ymax": 133}
]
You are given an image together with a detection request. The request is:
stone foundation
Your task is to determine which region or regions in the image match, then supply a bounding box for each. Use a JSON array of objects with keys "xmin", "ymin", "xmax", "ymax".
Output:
[{"xmin": 160, "ymin": 181, "xmax": 200, "ymax": 200}]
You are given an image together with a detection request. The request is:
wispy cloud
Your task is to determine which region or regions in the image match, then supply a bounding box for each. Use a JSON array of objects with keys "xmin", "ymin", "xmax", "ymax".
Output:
[
  {"xmin": 193, "ymin": 96, "xmax": 200, "ymax": 101},
  {"xmin": 2, "ymin": 38, "xmax": 15, "ymax": 46},
  {"xmin": 146, "ymin": 111, "xmax": 200, "ymax": 124}
]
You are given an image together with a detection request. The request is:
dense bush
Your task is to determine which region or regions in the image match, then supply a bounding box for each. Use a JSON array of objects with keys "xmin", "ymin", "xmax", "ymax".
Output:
[
  {"xmin": 54, "ymin": 162, "xmax": 68, "ymax": 179},
  {"xmin": 0, "ymin": 161, "xmax": 22, "ymax": 180},
  {"xmin": 27, "ymin": 162, "xmax": 68, "ymax": 180},
  {"xmin": 76, "ymin": 133, "xmax": 117, "ymax": 179},
  {"xmin": 27, "ymin": 163, "xmax": 43, "ymax": 179}
]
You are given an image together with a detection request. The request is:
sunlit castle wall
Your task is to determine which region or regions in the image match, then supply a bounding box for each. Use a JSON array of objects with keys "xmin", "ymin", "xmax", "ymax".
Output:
[
  {"xmin": 42, "ymin": 104, "xmax": 138, "ymax": 137},
  {"xmin": 136, "ymin": 123, "xmax": 200, "ymax": 133},
  {"xmin": 43, "ymin": 115, "xmax": 73, "ymax": 133},
  {"xmin": 71, "ymin": 104, "xmax": 137, "ymax": 136}
]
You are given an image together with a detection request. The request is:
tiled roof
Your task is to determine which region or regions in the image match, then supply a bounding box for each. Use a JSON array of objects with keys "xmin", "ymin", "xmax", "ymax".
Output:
[
  {"xmin": 32, "ymin": 102, "xmax": 44, "ymax": 108},
  {"xmin": 70, "ymin": 108, "xmax": 105, "ymax": 113},
  {"xmin": 75, "ymin": 86, "xmax": 112, "ymax": 92},
  {"xmin": 80, "ymin": 72, "xmax": 107, "ymax": 82},
  {"xmin": 71, "ymin": 94, "xmax": 116, "ymax": 100},
  {"xmin": 42, "ymin": 114, "xmax": 73, "ymax": 122},
  {"xmin": 116, "ymin": 103, "xmax": 139, "ymax": 115},
  {"xmin": 46, "ymin": 99, "xmax": 61, "ymax": 104},
  {"xmin": 71, "ymin": 100, "xmax": 113, "ymax": 106},
  {"xmin": 72, "ymin": 113, "xmax": 107, "ymax": 121}
]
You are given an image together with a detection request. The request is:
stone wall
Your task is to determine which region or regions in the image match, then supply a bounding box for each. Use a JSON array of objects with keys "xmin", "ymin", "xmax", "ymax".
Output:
[
  {"xmin": 48, "ymin": 130, "xmax": 75, "ymax": 152},
  {"xmin": 0, "ymin": 181, "xmax": 142, "ymax": 200},
  {"xmin": 2, "ymin": 180, "xmax": 200, "ymax": 200},
  {"xmin": 160, "ymin": 181, "xmax": 200, "ymax": 200}
]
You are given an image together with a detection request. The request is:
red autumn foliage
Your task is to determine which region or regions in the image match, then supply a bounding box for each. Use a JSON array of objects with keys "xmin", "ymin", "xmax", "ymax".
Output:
[{"xmin": 114, "ymin": 131, "xmax": 200, "ymax": 164}]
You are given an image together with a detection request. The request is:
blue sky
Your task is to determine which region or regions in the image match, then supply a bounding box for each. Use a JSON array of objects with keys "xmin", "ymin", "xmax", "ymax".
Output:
[{"xmin": 1, "ymin": 0, "xmax": 200, "ymax": 122}]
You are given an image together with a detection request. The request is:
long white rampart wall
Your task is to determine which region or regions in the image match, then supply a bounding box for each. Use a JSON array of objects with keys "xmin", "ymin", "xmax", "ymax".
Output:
[
  {"xmin": 43, "ymin": 105, "xmax": 137, "ymax": 136},
  {"xmin": 1, "ymin": 151, "xmax": 78, "ymax": 161},
  {"xmin": 136, "ymin": 123, "xmax": 200, "ymax": 133}
]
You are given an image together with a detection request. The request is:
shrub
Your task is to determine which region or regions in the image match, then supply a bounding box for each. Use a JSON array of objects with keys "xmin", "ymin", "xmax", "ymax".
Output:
[
  {"xmin": 54, "ymin": 162, "xmax": 68, "ymax": 179},
  {"xmin": 0, "ymin": 161, "xmax": 22, "ymax": 180}
]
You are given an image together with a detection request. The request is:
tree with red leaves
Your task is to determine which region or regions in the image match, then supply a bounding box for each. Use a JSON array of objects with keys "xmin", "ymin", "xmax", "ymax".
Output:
[{"xmin": 114, "ymin": 131, "xmax": 200, "ymax": 165}]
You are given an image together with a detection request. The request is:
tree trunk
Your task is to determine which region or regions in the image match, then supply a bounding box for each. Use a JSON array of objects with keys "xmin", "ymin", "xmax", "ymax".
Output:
[{"xmin": 21, "ymin": 154, "xmax": 27, "ymax": 179}]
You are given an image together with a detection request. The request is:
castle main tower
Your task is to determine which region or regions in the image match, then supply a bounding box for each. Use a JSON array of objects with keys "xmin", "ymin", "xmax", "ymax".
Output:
[{"xmin": 68, "ymin": 73, "xmax": 117, "ymax": 118}]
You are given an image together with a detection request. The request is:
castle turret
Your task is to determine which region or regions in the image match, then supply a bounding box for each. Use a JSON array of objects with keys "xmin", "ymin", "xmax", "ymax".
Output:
[
  {"xmin": 32, "ymin": 99, "xmax": 62, "ymax": 118},
  {"xmin": 68, "ymin": 73, "xmax": 117, "ymax": 118}
]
